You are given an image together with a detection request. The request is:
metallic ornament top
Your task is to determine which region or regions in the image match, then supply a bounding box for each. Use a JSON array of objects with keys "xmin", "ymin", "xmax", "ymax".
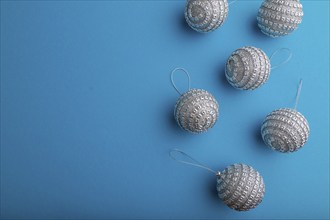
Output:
[
  {"xmin": 257, "ymin": 0, "xmax": 304, "ymax": 37},
  {"xmin": 185, "ymin": 0, "xmax": 229, "ymax": 33},
  {"xmin": 217, "ymin": 164, "xmax": 265, "ymax": 211},
  {"xmin": 174, "ymin": 89, "xmax": 219, "ymax": 133},
  {"xmin": 225, "ymin": 46, "xmax": 271, "ymax": 90},
  {"xmin": 261, "ymin": 108, "xmax": 310, "ymax": 153}
]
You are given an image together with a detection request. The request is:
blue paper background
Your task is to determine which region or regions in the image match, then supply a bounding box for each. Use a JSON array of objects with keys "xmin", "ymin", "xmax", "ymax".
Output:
[{"xmin": 1, "ymin": 0, "xmax": 329, "ymax": 219}]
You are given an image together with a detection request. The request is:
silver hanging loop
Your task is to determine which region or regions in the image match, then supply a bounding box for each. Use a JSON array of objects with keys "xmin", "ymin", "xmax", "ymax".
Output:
[
  {"xmin": 169, "ymin": 148, "xmax": 218, "ymax": 175},
  {"xmin": 170, "ymin": 68, "xmax": 191, "ymax": 95}
]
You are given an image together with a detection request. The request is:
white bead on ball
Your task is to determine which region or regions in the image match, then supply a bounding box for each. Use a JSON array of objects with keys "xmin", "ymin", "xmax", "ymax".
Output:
[
  {"xmin": 185, "ymin": 0, "xmax": 229, "ymax": 33},
  {"xmin": 225, "ymin": 46, "xmax": 271, "ymax": 90},
  {"xmin": 216, "ymin": 164, "xmax": 265, "ymax": 211},
  {"xmin": 261, "ymin": 108, "xmax": 310, "ymax": 153},
  {"xmin": 257, "ymin": 0, "xmax": 304, "ymax": 38},
  {"xmin": 174, "ymin": 89, "xmax": 219, "ymax": 133}
]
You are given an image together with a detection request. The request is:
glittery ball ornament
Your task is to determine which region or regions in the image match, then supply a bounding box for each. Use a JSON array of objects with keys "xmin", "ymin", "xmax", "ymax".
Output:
[
  {"xmin": 225, "ymin": 46, "xmax": 271, "ymax": 90},
  {"xmin": 185, "ymin": 0, "xmax": 228, "ymax": 33},
  {"xmin": 257, "ymin": 0, "xmax": 304, "ymax": 37},
  {"xmin": 174, "ymin": 89, "xmax": 219, "ymax": 133},
  {"xmin": 216, "ymin": 164, "xmax": 265, "ymax": 211},
  {"xmin": 261, "ymin": 108, "xmax": 310, "ymax": 153}
]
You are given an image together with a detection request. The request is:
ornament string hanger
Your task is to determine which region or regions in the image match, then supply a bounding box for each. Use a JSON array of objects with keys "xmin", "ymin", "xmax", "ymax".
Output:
[
  {"xmin": 171, "ymin": 68, "xmax": 191, "ymax": 95},
  {"xmin": 294, "ymin": 79, "xmax": 303, "ymax": 110},
  {"xmin": 269, "ymin": 48, "xmax": 293, "ymax": 70},
  {"xmin": 228, "ymin": 0, "xmax": 238, "ymax": 5},
  {"xmin": 169, "ymin": 148, "xmax": 219, "ymax": 176}
]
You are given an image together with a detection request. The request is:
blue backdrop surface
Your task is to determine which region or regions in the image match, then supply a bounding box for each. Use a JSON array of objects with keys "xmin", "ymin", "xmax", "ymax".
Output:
[{"xmin": 1, "ymin": 0, "xmax": 329, "ymax": 219}]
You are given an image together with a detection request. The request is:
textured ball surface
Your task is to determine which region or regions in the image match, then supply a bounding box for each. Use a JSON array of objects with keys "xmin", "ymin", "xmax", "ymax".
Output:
[
  {"xmin": 225, "ymin": 46, "xmax": 271, "ymax": 90},
  {"xmin": 257, "ymin": 0, "xmax": 304, "ymax": 37},
  {"xmin": 261, "ymin": 108, "xmax": 310, "ymax": 153},
  {"xmin": 185, "ymin": 0, "xmax": 228, "ymax": 33},
  {"xmin": 216, "ymin": 164, "xmax": 265, "ymax": 211},
  {"xmin": 174, "ymin": 89, "xmax": 219, "ymax": 133}
]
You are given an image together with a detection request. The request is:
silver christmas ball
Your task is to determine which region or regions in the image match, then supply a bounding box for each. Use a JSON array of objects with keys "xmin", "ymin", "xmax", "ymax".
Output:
[
  {"xmin": 174, "ymin": 89, "xmax": 219, "ymax": 133},
  {"xmin": 185, "ymin": 0, "xmax": 229, "ymax": 33},
  {"xmin": 216, "ymin": 164, "xmax": 265, "ymax": 211},
  {"xmin": 225, "ymin": 46, "xmax": 271, "ymax": 90},
  {"xmin": 261, "ymin": 108, "xmax": 310, "ymax": 153},
  {"xmin": 257, "ymin": 0, "xmax": 304, "ymax": 38}
]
